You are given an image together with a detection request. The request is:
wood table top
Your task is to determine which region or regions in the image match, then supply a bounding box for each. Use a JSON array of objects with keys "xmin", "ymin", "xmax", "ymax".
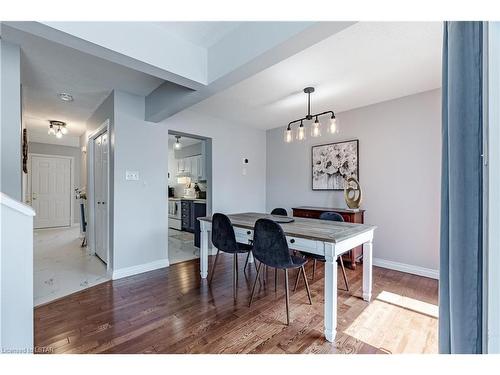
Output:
[{"xmin": 198, "ymin": 212, "xmax": 376, "ymax": 243}]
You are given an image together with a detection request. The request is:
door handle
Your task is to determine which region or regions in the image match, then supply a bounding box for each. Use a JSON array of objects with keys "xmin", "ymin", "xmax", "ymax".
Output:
[{"xmin": 32, "ymin": 192, "xmax": 37, "ymax": 200}]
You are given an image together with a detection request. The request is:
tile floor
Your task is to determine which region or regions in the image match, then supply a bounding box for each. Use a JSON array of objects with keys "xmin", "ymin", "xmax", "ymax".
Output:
[
  {"xmin": 168, "ymin": 228, "xmax": 199, "ymax": 264},
  {"xmin": 34, "ymin": 225, "xmax": 109, "ymax": 306}
]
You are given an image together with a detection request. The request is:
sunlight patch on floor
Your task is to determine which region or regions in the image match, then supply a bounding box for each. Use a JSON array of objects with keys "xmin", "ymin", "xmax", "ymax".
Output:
[
  {"xmin": 343, "ymin": 290, "xmax": 438, "ymax": 353},
  {"xmin": 376, "ymin": 290, "xmax": 439, "ymax": 318}
]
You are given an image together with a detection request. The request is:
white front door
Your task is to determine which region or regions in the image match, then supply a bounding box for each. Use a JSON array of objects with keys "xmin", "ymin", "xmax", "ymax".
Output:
[
  {"xmin": 94, "ymin": 131, "xmax": 109, "ymax": 264},
  {"xmin": 31, "ymin": 155, "xmax": 72, "ymax": 229}
]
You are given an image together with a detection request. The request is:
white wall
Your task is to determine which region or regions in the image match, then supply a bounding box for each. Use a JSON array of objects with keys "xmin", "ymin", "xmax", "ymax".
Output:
[
  {"xmin": 42, "ymin": 22, "xmax": 207, "ymax": 85},
  {"xmin": 266, "ymin": 89, "xmax": 441, "ymax": 275},
  {"xmin": 487, "ymin": 21, "xmax": 500, "ymax": 354},
  {"xmin": 162, "ymin": 109, "xmax": 267, "ymax": 214},
  {"xmin": 0, "ymin": 40, "xmax": 22, "ymax": 200},
  {"xmin": 0, "ymin": 193, "xmax": 34, "ymax": 352}
]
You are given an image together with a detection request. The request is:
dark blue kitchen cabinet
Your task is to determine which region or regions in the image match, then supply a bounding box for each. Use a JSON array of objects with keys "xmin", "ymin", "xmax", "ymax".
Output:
[
  {"xmin": 181, "ymin": 200, "xmax": 206, "ymax": 247},
  {"xmin": 193, "ymin": 202, "xmax": 206, "ymax": 248}
]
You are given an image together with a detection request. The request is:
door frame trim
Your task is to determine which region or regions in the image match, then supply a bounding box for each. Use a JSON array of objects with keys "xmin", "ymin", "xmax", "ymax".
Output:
[
  {"xmin": 28, "ymin": 153, "xmax": 75, "ymax": 228},
  {"xmin": 87, "ymin": 119, "xmax": 111, "ymax": 271}
]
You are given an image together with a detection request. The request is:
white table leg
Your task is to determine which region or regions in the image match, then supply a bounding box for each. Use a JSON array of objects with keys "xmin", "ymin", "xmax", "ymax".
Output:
[
  {"xmin": 200, "ymin": 227, "xmax": 209, "ymax": 279},
  {"xmin": 362, "ymin": 239, "xmax": 373, "ymax": 302},
  {"xmin": 323, "ymin": 247, "xmax": 337, "ymax": 342}
]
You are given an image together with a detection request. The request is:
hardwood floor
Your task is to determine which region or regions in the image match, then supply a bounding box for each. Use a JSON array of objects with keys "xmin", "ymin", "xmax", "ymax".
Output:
[{"xmin": 34, "ymin": 253, "xmax": 438, "ymax": 354}]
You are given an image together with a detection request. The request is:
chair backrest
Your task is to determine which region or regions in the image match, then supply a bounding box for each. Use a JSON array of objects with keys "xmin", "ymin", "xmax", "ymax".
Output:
[
  {"xmin": 270, "ymin": 208, "xmax": 288, "ymax": 216},
  {"xmin": 252, "ymin": 218, "xmax": 292, "ymax": 268},
  {"xmin": 211, "ymin": 213, "xmax": 238, "ymax": 253},
  {"xmin": 319, "ymin": 211, "xmax": 345, "ymax": 222}
]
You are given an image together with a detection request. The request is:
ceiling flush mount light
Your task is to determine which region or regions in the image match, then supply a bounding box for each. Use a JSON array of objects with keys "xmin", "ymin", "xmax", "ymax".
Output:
[
  {"xmin": 174, "ymin": 135, "xmax": 182, "ymax": 150},
  {"xmin": 284, "ymin": 87, "xmax": 337, "ymax": 143},
  {"xmin": 48, "ymin": 120, "xmax": 68, "ymax": 138},
  {"xmin": 58, "ymin": 92, "xmax": 74, "ymax": 102}
]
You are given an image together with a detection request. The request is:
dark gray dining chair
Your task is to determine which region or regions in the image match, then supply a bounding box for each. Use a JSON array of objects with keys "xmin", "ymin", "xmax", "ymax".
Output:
[
  {"xmin": 249, "ymin": 218, "xmax": 312, "ymax": 325},
  {"xmin": 210, "ymin": 213, "xmax": 253, "ymax": 301},
  {"xmin": 270, "ymin": 208, "xmax": 288, "ymax": 216},
  {"xmin": 293, "ymin": 211, "xmax": 349, "ymax": 292},
  {"xmin": 245, "ymin": 207, "xmax": 287, "ymax": 275}
]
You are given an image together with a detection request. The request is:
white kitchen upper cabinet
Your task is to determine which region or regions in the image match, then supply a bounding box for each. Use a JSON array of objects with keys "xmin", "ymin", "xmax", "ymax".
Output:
[
  {"xmin": 177, "ymin": 159, "xmax": 184, "ymax": 173},
  {"xmin": 190, "ymin": 156, "xmax": 198, "ymax": 181},
  {"xmin": 197, "ymin": 155, "xmax": 206, "ymax": 181},
  {"xmin": 175, "ymin": 154, "xmax": 205, "ymax": 180}
]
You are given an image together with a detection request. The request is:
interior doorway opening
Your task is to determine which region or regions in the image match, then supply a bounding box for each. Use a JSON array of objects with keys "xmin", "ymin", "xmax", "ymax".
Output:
[{"xmin": 167, "ymin": 130, "xmax": 212, "ymax": 265}]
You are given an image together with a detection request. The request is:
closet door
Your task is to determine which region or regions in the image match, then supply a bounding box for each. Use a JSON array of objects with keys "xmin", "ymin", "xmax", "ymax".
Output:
[
  {"xmin": 93, "ymin": 131, "xmax": 109, "ymax": 264},
  {"xmin": 99, "ymin": 132, "xmax": 109, "ymax": 263}
]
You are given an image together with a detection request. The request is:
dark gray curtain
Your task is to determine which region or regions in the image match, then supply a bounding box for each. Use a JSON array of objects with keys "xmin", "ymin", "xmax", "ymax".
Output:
[{"xmin": 440, "ymin": 21, "xmax": 484, "ymax": 354}]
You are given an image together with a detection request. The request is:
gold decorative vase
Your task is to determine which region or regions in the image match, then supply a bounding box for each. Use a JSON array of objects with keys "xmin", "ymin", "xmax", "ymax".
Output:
[{"xmin": 344, "ymin": 177, "xmax": 363, "ymax": 209}]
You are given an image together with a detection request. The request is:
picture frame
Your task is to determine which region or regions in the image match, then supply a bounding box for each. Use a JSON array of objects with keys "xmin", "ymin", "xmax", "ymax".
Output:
[{"xmin": 311, "ymin": 139, "xmax": 359, "ymax": 191}]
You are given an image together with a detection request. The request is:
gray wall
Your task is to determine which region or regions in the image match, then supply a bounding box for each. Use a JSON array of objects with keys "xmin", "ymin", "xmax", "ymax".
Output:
[
  {"xmin": 29, "ymin": 142, "xmax": 82, "ymax": 224},
  {"xmin": 82, "ymin": 91, "xmax": 115, "ymax": 188},
  {"xmin": 1, "ymin": 40, "xmax": 22, "ymax": 200},
  {"xmin": 83, "ymin": 90, "xmax": 169, "ymax": 273},
  {"xmin": 266, "ymin": 89, "xmax": 441, "ymax": 272},
  {"xmin": 112, "ymin": 90, "xmax": 168, "ymax": 270}
]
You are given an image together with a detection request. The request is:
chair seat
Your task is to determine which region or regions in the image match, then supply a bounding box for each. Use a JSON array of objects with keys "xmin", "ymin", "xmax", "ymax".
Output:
[
  {"xmin": 236, "ymin": 242, "xmax": 253, "ymax": 253},
  {"xmin": 298, "ymin": 251, "xmax": 325, "ymax": 261},
  {"xmin": 284, "ymin": 255, "xmax": 308, "ymax": 269}
]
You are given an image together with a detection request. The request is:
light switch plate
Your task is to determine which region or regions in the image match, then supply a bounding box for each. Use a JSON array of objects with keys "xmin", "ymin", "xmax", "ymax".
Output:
[{"xmin": 126, "ymin": 170, "xmax": 139, "ymax": 181}]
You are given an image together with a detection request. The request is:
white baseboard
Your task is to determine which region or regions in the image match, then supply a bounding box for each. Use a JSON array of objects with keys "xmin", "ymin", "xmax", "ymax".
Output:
[
  {"xmin": 112, "ymin": 258, "xmax": 170, "ymax": 280},
  {"xmin": 373, "ymin": 257, "xmax": 439, "ymax": 280}
]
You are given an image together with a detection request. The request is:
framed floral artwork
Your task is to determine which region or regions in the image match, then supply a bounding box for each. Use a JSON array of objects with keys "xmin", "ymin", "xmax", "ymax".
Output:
[{"xmin": 312, "ymin": 139, "xmax": 359, "ymax": 190}]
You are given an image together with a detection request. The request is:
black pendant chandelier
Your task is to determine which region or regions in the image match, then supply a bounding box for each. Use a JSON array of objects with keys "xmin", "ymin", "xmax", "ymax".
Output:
[{"xmin": 284, "ymin": 87, "xmax": 338, "ymax": 143}]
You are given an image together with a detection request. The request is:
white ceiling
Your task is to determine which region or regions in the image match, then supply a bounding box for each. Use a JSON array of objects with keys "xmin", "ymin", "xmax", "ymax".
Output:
[
  {"xmin": 9, "ymin": 28, "xmax": 164, "ymax": 138},
  {"xmin": 190, "ymin": 22, "xmax": 443, "ymax": 130},
  {"xmin": 154, "ymin": 22, "xmax": 241, "ymax": 48}
]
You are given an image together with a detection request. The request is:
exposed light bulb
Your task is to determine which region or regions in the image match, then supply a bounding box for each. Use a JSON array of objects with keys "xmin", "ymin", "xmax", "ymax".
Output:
[
  {"xmin": 328, "ymin": 116, "xmax": 338, "ymax": 134},
  {"xmin": 55, "ymin": 129, "xmax": 63, "ymax": 139},
  {"xmin": 311, "ymin": 118, "xmax": 321, "ymax": 137},
  {"xmin": 284, "ymin": 127, "xmax": 293, "ymax": 143},
  {"xmin": 174, "ymin": 137, "xmax": 182, "ymax": 150},
  {"xmin": 48, "ymin": 125, "xmax": 55, "ymax": 135},
  {"xmin": 296, "ymin": 124, "xmax": 306, "ymax": 141},
  {"xmin": 60, "ymin": 126, "xmax": 68, "ymax": 135}
]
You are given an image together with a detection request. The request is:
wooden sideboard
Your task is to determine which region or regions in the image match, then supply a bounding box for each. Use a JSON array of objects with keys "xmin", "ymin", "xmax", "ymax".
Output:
[{"xmin": 292, "ymin": 206, "xmax": 366, "ymax": 270}]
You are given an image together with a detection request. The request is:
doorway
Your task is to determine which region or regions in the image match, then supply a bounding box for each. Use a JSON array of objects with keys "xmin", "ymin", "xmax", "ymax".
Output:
[
  {"xmin": 168, "ymin": 131, "xmax": 212, "ymax": 265},
  {"xmin": 28, "ymin": 146, "xmax": 108, "ymax": 307}
]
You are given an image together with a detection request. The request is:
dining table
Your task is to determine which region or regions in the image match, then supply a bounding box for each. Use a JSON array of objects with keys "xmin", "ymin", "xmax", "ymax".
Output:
[{"xmin": 197, "ymin": 212, "xmax": 376, "ymax": 343}]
